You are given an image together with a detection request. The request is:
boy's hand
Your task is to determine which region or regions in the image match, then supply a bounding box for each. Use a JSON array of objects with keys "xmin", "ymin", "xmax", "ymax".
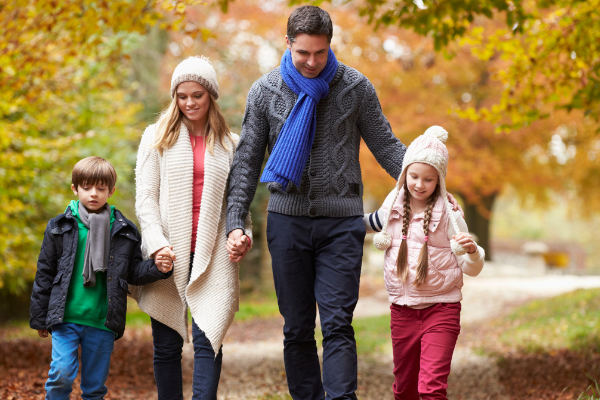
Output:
[
  {"xmin": 227, "ymin": 229, "xmax": 250, "ymax": 263},
  {"xmin": 153, "ymin": 246, "xmax": 175, "ymax": 273},
  {"xmin": 37, "ymin": 329, "xmax": 49, "ymax": 338},
  {"xmin": 453, "ymin": 233, "xmax": 477, "ymax": 254}
]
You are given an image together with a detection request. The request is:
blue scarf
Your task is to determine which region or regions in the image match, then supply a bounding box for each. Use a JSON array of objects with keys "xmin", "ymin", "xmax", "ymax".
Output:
[{"xmin": 260, "ymin": 47, "xmax": 338, "ymax": 189}]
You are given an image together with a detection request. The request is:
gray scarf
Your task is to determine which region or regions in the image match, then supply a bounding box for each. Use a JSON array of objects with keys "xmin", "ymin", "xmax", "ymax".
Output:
[{"xmin": 79, "ymin": 202, "xmax": 111, "ymax": 287}]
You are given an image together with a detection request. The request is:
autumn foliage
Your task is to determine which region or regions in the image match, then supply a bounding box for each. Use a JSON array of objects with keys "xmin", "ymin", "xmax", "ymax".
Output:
[{"xmin": 1, "ymin": 0, "xmax": 599, "ymax": 292}]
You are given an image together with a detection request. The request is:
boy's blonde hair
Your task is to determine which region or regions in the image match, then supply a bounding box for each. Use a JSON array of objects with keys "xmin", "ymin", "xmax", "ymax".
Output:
[{"xmin": 72, "ymin": 156, "xmax": 117, "ymax": 190}]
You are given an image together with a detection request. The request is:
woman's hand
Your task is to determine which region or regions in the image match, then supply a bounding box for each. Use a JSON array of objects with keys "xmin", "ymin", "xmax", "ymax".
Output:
[
  {"xmin": 227, "ymin": 229, "xmax": 250, "ymax": 263},
  {"xmin": 453, "ymin": 232, "xmax": 477, "ymax": 254},
  {"xmin": 37, "ymin": 329, "xmax": 49, "ymax": 338},
  {"xmin": 152, "ymin": 246, "xmax": 176, "ymax": 273}
]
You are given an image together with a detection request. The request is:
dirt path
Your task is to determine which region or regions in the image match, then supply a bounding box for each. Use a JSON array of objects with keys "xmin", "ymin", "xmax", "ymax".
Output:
[
  {"xmin": 3, "ymin": 264, "xmax": 599, "ymax": 399},
  {"xmin": 205, "ymin": 264, "xmax": 600, "ymax": 400}
]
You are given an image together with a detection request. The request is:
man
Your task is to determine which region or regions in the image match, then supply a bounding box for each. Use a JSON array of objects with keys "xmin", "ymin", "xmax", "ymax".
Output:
[{"xmin": 226, "ymin": 6, "xmax": 406, "ymax": 400}]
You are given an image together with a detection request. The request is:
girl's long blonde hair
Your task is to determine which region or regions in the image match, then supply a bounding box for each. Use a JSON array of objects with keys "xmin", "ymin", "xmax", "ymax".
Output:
[{"xmin": 151, "ymin": 92, "xmax": 231, "ymax": 154}]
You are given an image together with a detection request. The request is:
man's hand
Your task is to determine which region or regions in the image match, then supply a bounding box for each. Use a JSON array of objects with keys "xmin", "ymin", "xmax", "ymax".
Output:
[
  {"xmin": 446, "ymin": 192, "xmax": 464, "ymax": 218},
  {"xmin": 152, "ymin": 246, "xmax": 176, "ymax": 273},
  {"xmin": 227, "ymin": 229, "xmax": 250, "ymax": 263},
  {"xmin": 37, "ymin": 329, "xmax": 49, "ymax": 338}
]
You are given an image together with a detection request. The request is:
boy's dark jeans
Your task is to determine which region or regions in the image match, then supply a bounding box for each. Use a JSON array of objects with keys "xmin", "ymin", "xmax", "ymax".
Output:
[
  {"xmin": 151, "ymin": 253, "xmax": 223, "ymax": 400},
  {"xmin": 266, "ymin": 212, "xmax": 365, "ymax": 400}
]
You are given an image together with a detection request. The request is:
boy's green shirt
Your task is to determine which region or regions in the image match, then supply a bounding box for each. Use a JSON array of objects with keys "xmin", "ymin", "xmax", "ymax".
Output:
[{"xmin": 63, "ymin": 200, "xmax": 116, "ymax": 333}]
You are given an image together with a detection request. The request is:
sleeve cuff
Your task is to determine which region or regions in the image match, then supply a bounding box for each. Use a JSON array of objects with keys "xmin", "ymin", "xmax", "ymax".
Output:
[
  {"xmin": 141, "ymin": 224, "xmax": 170, "ymax": 259},
  {"xmin": 463, "ymin": 246, "xmax": 485, "ymax": 263},
  {"xmin": 226, "ymin": 211, "xmax": 247, "ymax": 237}
]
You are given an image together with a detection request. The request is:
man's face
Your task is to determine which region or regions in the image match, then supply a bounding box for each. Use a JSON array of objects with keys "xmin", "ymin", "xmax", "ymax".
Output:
[{"xmin": 286, "ymin": 33, "xmax": 329, "ymax": 78}]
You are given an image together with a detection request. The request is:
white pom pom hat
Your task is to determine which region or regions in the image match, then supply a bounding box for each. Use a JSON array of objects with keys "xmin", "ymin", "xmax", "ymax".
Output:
[
  {"xmin": 373, "ymin": 125, "xmax": 467, "ymax": 256},
  {"xmin": 170, "ymin": 56, "xmax": 219, "ymax": 99}
]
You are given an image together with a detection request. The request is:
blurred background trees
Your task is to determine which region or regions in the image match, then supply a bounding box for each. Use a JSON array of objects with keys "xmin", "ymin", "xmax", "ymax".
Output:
[{"xmin": 1, "ymin": 0, "xmax": 599, "ymax": 313}]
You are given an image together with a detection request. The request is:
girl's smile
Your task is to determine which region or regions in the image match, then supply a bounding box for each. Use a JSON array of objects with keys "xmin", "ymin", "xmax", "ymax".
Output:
[{"xmin": 406, "ymin": 162, "xmax": 439, "ymax": 208}]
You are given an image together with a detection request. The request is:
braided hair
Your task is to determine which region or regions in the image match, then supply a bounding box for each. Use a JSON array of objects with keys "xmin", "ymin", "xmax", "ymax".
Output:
[
  {"xmin": 414, "ymin": 185, "xmax": 440, "ymax": 286},
  {"xmin": 396, "ymin": 181, "xmax": 411, "ymax": 282}
]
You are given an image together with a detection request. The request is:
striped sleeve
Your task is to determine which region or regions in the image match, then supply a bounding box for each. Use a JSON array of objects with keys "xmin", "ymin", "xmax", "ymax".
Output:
[{"xmin": 364, "ymin": 209, "xmax": 385, "ymax": 234}]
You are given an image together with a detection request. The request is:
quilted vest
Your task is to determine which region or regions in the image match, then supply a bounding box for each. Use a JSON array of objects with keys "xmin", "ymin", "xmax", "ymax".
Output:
[{"xmin": 382, "ymin": 187, "xmax": 463, "ymax": 307}]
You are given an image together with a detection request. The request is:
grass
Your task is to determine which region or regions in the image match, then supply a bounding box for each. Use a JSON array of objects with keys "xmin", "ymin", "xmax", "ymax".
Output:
[
  {"xmin": 578, "ymin": 378, "xmax": 600, "ymax": 400},
  {"xmin": 493, "ymin": 288, "xmax": 600, "ymax": 353},
  {"xmin": 126, "ymin": 291, "xmax": 282, "ymax": 325},
  {"xmin": 235, "ymin": 291, "xmax": 281, "ymax": 321},
  {"xmin": 313, "ymin": 314, "xmax": 391, "ymax": 357}
]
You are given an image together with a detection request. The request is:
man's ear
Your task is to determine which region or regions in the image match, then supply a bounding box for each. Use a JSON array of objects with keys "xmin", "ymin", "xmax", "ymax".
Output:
[{"xmin": 285, "ymin": 35, "xmax": 292, "ymax": 50}]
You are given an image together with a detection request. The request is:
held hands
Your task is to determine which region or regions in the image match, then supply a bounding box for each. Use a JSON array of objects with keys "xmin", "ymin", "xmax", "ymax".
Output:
[
  {"xmin": 152, "ymin": 246, "xmax": 175, "ymax": 273},
  {"xmin": 227, "ymin": 229, "xmax": 251, "ymax": 263},
  {"xmin": 37, "ymin": 329, "xmax": 49, "ymax": 338},
  {"xmin": 453, "ymin": 232, "xmax": 477, "ymax": 254}
]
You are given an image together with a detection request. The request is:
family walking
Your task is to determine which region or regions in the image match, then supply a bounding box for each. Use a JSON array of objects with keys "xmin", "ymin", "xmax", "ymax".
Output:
[{"xmin": 29, "ymin": 5, "xmax": 484, "ymax": 400}]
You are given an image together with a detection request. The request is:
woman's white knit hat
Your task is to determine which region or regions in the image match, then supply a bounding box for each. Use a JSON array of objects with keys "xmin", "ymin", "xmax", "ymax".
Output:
[
  {"xmin": 170, "ymin": 56, "xmax": 219, "ymax": 99},
  {"xmin": 373, "ymin": 125, "xmax": 467, "ymax": 256}
]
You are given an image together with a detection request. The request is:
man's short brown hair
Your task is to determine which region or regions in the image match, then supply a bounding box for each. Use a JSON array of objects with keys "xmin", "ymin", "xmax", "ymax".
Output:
[
  {"xmin": 72, "ymin": 156, "xmax": 117, "ymax": 190},
  {"xmin": 287, "ymin": 5, "xmax": 333, "ymax": 44}
]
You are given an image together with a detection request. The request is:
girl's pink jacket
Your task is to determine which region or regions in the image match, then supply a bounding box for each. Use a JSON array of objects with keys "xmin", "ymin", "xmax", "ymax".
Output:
[{"xmin": 364, "ymin": 187, "xmax": 485, "ymax": 307}]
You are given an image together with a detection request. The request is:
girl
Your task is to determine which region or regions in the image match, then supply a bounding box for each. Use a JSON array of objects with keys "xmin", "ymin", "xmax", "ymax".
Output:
[
  {"xmin": 132, "ymin": 56, "xmax": 252, "ymax": 400},
  {"xmin": 364, "ymin": 125, "xmax": 485, "ymax": 400}
]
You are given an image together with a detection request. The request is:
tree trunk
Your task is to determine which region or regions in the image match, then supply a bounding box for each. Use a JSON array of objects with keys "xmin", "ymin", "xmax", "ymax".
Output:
[{"xmin": 458, "ymin": 193, "xmax": 497, "ymax": 261}]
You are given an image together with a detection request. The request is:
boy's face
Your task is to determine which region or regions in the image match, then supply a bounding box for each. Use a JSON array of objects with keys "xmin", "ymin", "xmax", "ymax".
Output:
[{"xmin": 71, "ymin": 183, "xmax": 115, "ymax": 213}]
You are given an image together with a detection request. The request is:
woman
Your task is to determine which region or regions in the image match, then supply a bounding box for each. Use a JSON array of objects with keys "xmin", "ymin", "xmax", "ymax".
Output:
[{"xmin": 132, "ymin": 56, "xmax": 252, "ymax": 400}]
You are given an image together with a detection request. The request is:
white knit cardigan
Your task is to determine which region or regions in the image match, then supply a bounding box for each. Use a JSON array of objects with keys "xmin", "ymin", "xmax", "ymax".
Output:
[{"xmin": 131, "ymin": 123, "xmax": 252, "ymax": 354}]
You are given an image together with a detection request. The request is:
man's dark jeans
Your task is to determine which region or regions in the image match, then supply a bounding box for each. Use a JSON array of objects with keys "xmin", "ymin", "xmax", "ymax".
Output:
[{"xmin": 267, "ymin": 212, "xmax": 365, "ymax": 400}]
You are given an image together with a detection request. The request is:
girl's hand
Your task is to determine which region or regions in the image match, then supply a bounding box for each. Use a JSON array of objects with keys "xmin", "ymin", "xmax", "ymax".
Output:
[
  {"xmin": 453, "ymin": 232, "xmax": 477, "ymax": 254},
  {"xmin": 37, "ymin": 329, "xmax": 49, "ymax": 338}
]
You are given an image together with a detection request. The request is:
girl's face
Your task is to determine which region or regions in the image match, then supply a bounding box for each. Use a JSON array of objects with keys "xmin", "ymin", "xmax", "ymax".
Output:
[
  {"xmin": 406, "ymin": 163, "xmax": 439, "ymax": 203},
  {"xmin": 176, "ymin": 81, "xmax": 210, "ymax": 127}
]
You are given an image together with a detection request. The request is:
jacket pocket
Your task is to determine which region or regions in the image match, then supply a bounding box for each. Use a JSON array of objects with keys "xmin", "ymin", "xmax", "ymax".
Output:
[
  {"xmin": 118, "ymin": 278, "xmax": 131, "ymax": 295},
  {"xmin": 409, "ymin": 266, "xmax": 446, "ymax": 296},
  {"xmin": 118, "ymin": 230, "xmax": 139, "ymax": 242},
  {"xmin": 51, "ymin": 224, "xmax": 72, "ymax": 235}
]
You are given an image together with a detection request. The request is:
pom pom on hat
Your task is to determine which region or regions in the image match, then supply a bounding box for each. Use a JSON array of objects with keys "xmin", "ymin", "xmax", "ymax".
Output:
[
  {"xmin": 373, "ymin": 231, "xmax": 392, "ymax": 250},
  {"xmin": 170, "ymin": 56, "xmax": 219, "ymax": 99},
  {"xmin": 423, "ymin": 125, "xmax": 448, "ymax": 144},
  {"xmin": 450, "ymin": 238, "xmax": 468, "ymax": 256}
]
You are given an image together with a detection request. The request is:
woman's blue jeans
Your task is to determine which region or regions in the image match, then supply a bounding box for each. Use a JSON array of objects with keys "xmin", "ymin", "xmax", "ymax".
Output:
[{"xmin": 151, "ymin": 253, "xmax": 223, "ymax": 400}]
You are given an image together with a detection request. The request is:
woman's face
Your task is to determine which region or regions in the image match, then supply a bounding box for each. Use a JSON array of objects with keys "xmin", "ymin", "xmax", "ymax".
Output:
[{"xmin": 176, "ymin": 81, "xmax": 210, "ymax": 127}]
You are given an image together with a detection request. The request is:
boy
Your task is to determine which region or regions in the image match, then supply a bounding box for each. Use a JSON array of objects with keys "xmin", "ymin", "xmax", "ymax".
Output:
[{"xmin": 29, "ymin": 156, "xmax": 172, "ymax": 399}]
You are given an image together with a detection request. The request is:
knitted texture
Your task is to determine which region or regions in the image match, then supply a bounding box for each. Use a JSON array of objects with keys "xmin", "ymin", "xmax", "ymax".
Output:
[
  {"xmin": 260, "ymin": 48, "xmax": 338, "ymax": 189},
  {"xmin": 374, "ymin": 125, "xmax": 467, "ymax": 255},
  {"xmin": 132, "ymin": 123, "xmax": 252, "ymax": 354},
  {"xmin": 226, "ymin": 62, "xmax": 406, "ymax": 234},
  {"xmin": 170, "ymin": 56, "xmax": 219, "ymax": 99}
]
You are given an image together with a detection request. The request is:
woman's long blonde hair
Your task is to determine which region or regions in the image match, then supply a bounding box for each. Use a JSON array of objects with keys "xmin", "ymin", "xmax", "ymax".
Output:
[{"xmin": 151, "ymin": 92, "xmax": 232, "ymax": 154}]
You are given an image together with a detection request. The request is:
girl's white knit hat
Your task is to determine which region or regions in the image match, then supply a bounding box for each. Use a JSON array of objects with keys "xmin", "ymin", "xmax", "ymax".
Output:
[
  {"xmin": 170, "ymin": 56, "xmax": 219, "ymax": 99},
  {"xmin": 373, "ymin": 125, "xmax": 467, "ymax": 256}
]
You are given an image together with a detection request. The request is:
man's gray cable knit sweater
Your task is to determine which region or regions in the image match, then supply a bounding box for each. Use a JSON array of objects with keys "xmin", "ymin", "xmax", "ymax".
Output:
[{"xmin": 226, "ymin": 62, "xmax": 407, "ymax": 234}]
